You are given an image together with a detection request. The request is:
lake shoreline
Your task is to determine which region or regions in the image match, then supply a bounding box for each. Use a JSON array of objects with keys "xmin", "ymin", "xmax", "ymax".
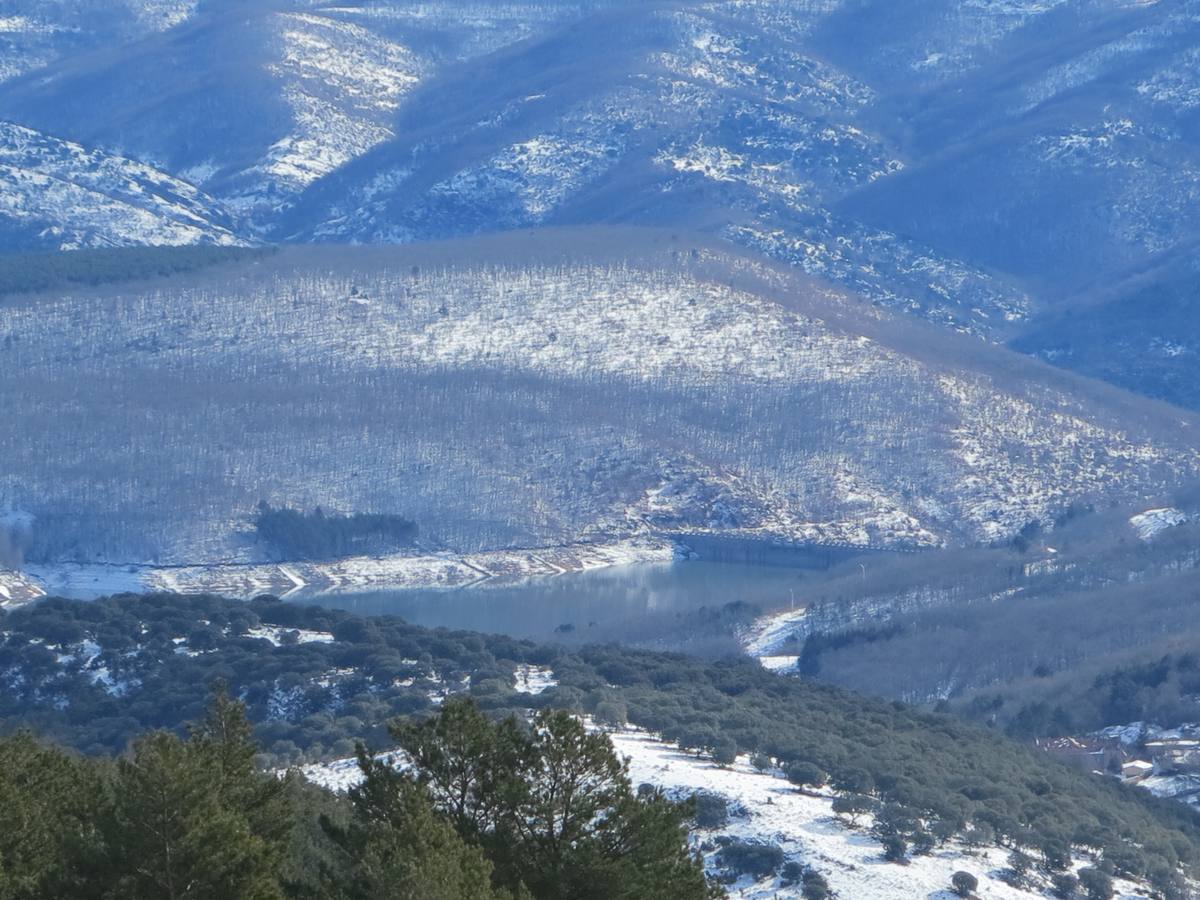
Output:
[{"xmin": 1, "ymin": 537, "xmax": 681, "ymax": 605}]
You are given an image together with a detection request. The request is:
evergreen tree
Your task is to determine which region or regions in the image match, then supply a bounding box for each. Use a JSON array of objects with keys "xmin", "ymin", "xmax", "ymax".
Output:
[
  {"xmin": 0, "ymin": 733, "xmax": 103, "ymax": 900},
  {"xmin": 102, "ymin": 730, "xmax": 284, "ymax": 900},
  {"xmin": 388, "ymin": 697, "xmax": 526, "ymax": 845},
  {"xmin": 319, "ymin": 750, "xmax": 506, "ymax": 900},
  {"xmin": 386, "ymin": 700, "xmax": 717, "ymax": 900},
  {"xmin": 99, "ymin": 690, "xmax": 293, "ymax": 899},
  {"xmin": 189, "ymin": 686, "xmax": 292, "ymax": 855},
  {"xmin": 510, "ymin": 710, "xmax": 629, "ymax": 898}
]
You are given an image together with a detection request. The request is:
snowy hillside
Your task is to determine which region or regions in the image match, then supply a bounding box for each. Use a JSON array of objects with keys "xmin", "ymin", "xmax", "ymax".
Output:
[
  {"xmin": 0, "ymin": 2, "xmax": 606, "ymax": 236},
  {"xmin": 2, "ymin": 1, "xmax": 1200, "ymax": 405},
  {"xmin": 285, "ymin": 0, "xmax": 1033, "ymax": 335},
  {"xmin": 610, "ymin": 729, "xmax": 1155, "ymax": 900},
  {"xmin": 298, "ymin": 724, "xmax": 1158, "ymax": 900},
  {"xmin": 0, "ymin": 122, "xmax": 244, "ymax": 250},
  {"xmin": 1, "ymin": 237, "xmax": 1197, "ymax": 568},
  {"xmin": 0, "ymin": 0, "xmax": 198, "ymax": 84}
]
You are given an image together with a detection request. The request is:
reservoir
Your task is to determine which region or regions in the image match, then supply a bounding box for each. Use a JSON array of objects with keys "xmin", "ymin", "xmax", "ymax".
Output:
[{"xmin": 298, "ymin": 559, "xmax": 813, "ymax": 643}]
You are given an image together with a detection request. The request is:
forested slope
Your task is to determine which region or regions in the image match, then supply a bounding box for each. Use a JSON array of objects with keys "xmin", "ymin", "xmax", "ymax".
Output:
[
  {"xmin": 3, "ymin": 237, "xmax": 1197, "ymax": 569},
  {"xmin": 1, "ymin": 592, "xmax": 1197, "ymax": 895}
]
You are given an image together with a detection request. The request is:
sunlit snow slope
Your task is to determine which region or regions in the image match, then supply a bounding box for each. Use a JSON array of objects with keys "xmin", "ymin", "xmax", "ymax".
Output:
[{"xmin": 1, "ymin": 232, "xmax": 1196, "ymax": 565}]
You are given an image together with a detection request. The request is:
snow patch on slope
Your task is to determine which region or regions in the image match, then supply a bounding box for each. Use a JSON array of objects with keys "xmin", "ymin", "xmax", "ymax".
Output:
[
  {"xmin": 514, "ymin": 665, "xmax": 556, "ymax": 695},
  {"xmin": 609, "ymin": 728, "xmax": 1152, "ymax": 900},
  {"xmin": 1130, "ymin": 507, "xmax": 1188, "ymax": 541},
  {"xmin": 245, "ymin": 625, "xmax": 335, "ymax": 646},
  {"xmin": 0, "ymin": 122, "xmax": 244, "ymax": 249},
  {"xmin": 228, "ymin": 10, "xmax": 427, "ymax": 220}
]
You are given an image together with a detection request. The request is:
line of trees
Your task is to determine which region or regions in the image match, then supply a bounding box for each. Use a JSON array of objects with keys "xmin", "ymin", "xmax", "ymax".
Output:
[
  {"xmin": 252, "ymin": 503, "xmax": 418, "ymax": 561},
  {"xmin": 0, "ymin": 246, "xmax": 267, "ymax": 298}
]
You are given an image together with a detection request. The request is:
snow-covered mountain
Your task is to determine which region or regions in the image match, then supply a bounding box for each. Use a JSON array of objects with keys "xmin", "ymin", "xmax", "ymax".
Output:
[
  {"xmin": 2, "ymin": 0, "xmax": 1199, "ymax": 408},
  {"xmin": 0, "ymin": 2, "xmax": 607, "ymax": 238},
  {"xmin": 2, "ymin": 234, "xmax": 1197, "ymax": 566},
  {"xmin": 0, "ymin": 121, "xmax": 243, "ymax": 249},
  {"xmin": 0, "ymin": 0, "xmax": 199, "ymax": 84},
  {"xmin": 3, "ymin": 1, "xmax": 1200, "ymax": 564}
]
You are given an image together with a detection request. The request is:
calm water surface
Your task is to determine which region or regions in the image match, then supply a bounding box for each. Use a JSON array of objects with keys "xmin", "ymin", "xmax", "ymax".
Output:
[{"xmin": 299, "ymin": 560, "xmax": 810, "ymax": 641}]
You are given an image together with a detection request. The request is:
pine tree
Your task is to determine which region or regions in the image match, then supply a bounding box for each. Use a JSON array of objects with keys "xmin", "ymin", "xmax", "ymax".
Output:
[
  {"xmin": 0, "ymin": 732, "xmax": 104, "ymax": 900},
  {"xmin": 386, "ymin": 700, "xmax": 719, "ymax": 900},
  {"xmin": 320, "ymin": 749, "xmax": 506, "ymax": 900},
  {"xmin": 510, "ymin": 710, "xmax": 631, "ymax": 899},
  {"xmin": 389, "ymin": 697, "xmax": 527, "ymax": 845},
  {"xmin": 189, "ymin": 686, "xmax": 292, "ymax": 858},
  {"xmin": 100, "ymin": 692, "xmax": 291, "ymax": 900}
]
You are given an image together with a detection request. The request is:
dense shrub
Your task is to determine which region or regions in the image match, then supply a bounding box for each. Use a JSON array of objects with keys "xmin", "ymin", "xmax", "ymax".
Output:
[
  {"xmin": 785, "ymin": 761, "xmax": 828, "ymax": 788},
  {"xmin": 801, "ymin": 870, "xmax": 830, "ymax": 900},
  {"xmin": 715, "ymin": 840, "xmax": 784, "ymax": 879},
  {"xmin": 951, "ymin": 870, "xmax": 977, "ymax": 897},
  {"xmin": 692, "ymin": 791, "xmax": 730, "ymax": 829},
  {"xmin": 1078, "ymin": 867, "xmax": 1114, "ymax": 900}
]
